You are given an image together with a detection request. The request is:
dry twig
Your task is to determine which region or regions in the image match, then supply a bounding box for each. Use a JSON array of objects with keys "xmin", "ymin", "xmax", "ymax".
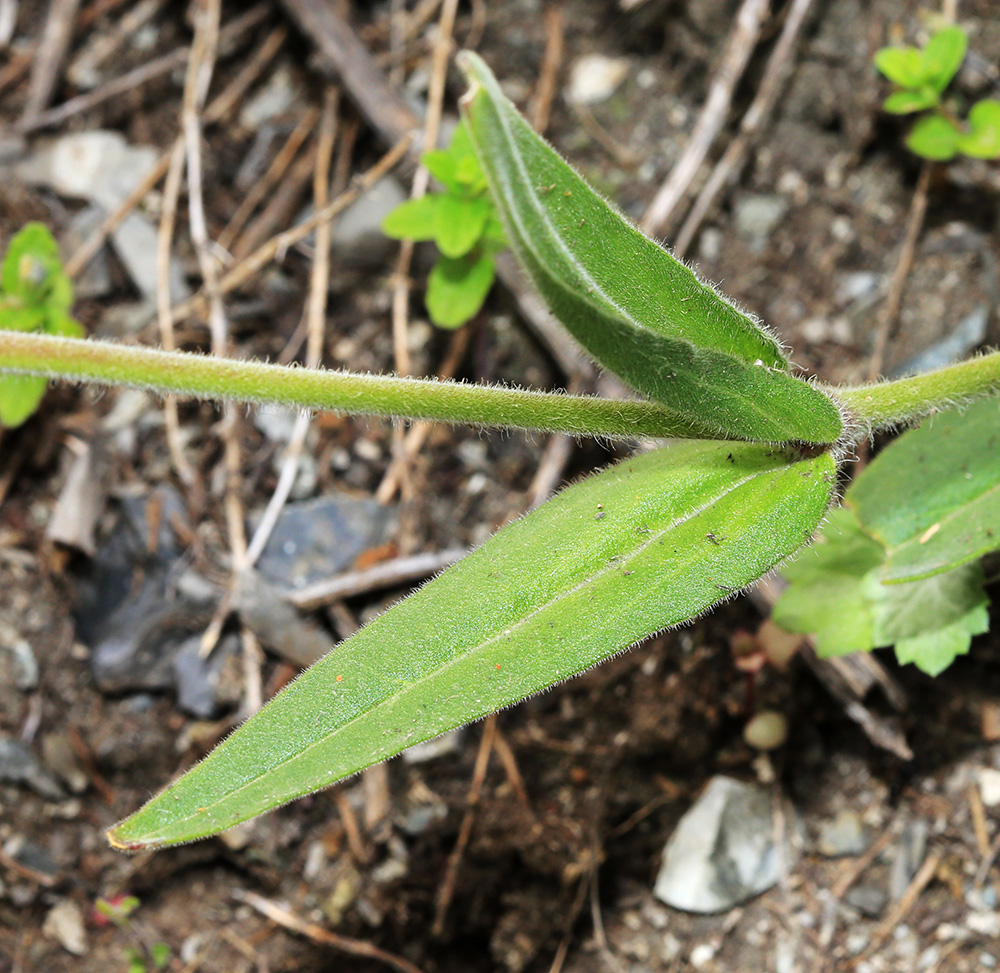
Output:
[
  {"xmin": 432, "ymin": 715, "xmax": 496, "ymax": 936},
  {"xmin": 673, "ymin": 0, "xmax": 819, "ymax": 258},
  {"xmin": 21, "ymin": 0, "xmax": 82, "ymax": 123},
  {"xmin": 233, "ymin": 888, "xmax": 425, "ymax": 973},
  {"xmin": 530, "ymin": 5, "xmax": 565, "ymax": 135},
  {"xmin": 641, "ymin": 0, "xmax": 769, "ymax": 238}
]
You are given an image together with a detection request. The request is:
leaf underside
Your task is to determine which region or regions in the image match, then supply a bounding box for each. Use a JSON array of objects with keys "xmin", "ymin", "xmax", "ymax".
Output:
[
  {"xmin": 109, "ymin": 441, "xmax": 835, "ymax": 849},
  {"xmin": 457, "ymin": 52, "xmax": 843, "ymax": 446}
]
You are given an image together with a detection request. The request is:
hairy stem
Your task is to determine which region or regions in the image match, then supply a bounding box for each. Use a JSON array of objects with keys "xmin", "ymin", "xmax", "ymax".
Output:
[
  {"xmin": 0, "ymin": 331, "xmax": 715, "ymax": 440},
  {"xmin": 834, "ymin": 350, "xmax": 1000, "ymax": 432}
]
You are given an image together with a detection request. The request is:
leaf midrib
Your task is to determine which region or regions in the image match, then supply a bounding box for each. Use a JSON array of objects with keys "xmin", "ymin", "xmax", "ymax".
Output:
[{"xmin": 143, "ymin": 459, "xmax": 783, "ymax": 841}]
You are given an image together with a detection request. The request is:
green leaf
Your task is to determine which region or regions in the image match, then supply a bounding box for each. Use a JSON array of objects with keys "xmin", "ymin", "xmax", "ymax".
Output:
[
  {"xmin": 433, "ymin": 193, "xmax": 492, "ymax": 258},
  {"xmin": 0, "ymin": 374, "xmax": 48, "ymax": 428},
  {"xmin": 381, "ymin": 195, "xmax": 441, "ymax": 241},
  {"xmin": 422, "ymin": 148, "xmax": 461, "ymax": 192},
  {"xmin": 1, "ymin": 223, "xmax": 73, "ymax": 311},
  {"xmin": 883, "ymin": 89, "xmax": 939, "ymax": 114},
  {"xmin": 920, "ymin": 25, "xmax": 967, "ymax": 95},
  {"xmin": 426, "ymin": 251, "xmax": 495, "ymax": 328},
  {"xmin": 46, "ymin": 309, "xmax": 85, "ymax": 338},
  {"xmin": 874, "ymin": 560, "xmax": 987, "ymax": 643},
  {"xmin": 774, "ymin": 508, "xmax": 885, "ymax": 657},
  {"xmin": 457, "ymin": 51, "xmax": 843, "ymax": 446},
  {"xmin": 957, "ymin": 99, "xmax": 1000, "ymax": 159},
  {"xmin": 775, "ymin": 507, "xmax": 989, "ymax": 673},
  {"xmin": 0, "ymin": 301, "xmax": 47, "ymax": 333},
  {"xmin": 846, "ymin": 398, "xmax": 1000, "ymax": 582},
  {"xmin": 894, "ymin": 604, "xmax": 989, "ymax": 676},
  {"xmin": 905, "ymin": 113, "xmax": 960, "ymax": 160},
  {"xmin": 108, "ymin": 442, "xmax": 836, "ymax": 848},
  {"xmin": 874, "ymin": 46, "xmax": 925, "ymax": 88}
]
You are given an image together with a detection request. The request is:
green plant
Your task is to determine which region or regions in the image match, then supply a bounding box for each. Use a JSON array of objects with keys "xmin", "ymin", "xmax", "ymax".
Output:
[
  {"xmin": 0, "ymin": 222, "xmax": 84, "ymax": 427},
  {"xmin": 382, "ymin": 120, "xmax": 507, "ymax": 327},
  {"xmin": 774, "ymin": 396, "xmax": 997, "ymax": 675},
  {"xmin": 0, "ymin": 53, "xmax": 998, "ymax": 850},
  {"xmin": 875, "ymin": 23, "xmax": 1000, "ymax": 161},
  {"xmin": 94, "ymin": 896, "xmax": 171, "ymax": 972}
]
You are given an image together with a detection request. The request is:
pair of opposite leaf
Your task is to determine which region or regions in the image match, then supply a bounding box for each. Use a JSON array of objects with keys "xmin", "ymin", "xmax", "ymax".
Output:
[
  {"xmin": 108, "ymin": 52, "xmax": 852, "ymax": 850},
  {"xmin": 875, "ymin": 23, "xmax": 1000, "ymax": 161},
  {"xmin": 0, "ymin": 223, "xmax": 84, "ymax": 427}
]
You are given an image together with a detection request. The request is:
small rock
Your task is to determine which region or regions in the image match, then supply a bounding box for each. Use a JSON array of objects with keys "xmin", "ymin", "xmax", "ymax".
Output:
[
  {"xmin": 0, "ymin": 631, "xmax": 39, "ymax": 690},
  {"xmin": 253, "ymin": 494, "xmax": 397, "ymax": 593},
  {"xmin": 689, "ymin": 942, "xmax": 716, "ymax": 969},
  {"xmin": 0, "ymin": 735, "xmax": 64, "ymax": 799},
  {"xmin": 14, "ymin": 130, "xmax": 157, "ymax": 210},
  {"xmin": 42, "ymin": 733, "xmax": 89, "ymax": 794},
  {"xmin": 566, "ymin": 54, "xmax": 630, "ymax": 106},
  {"xmin": 173, "ymin": 634, "xmax": 240, "ymax": 719},
  {"xmin": 240, "ymin": 64, "xmax": 299, "ymax": 128},
  {"xmin": 845, "ymin": 884, "xmax": 887, "ymax": 918},
  {"xmin": 967, "ymin": 911, "xmax": 1000, "ymax": 938},
  {"xmin": 63, "ymin": 206, "xmax": 113, "ymax": 299},
  {"xmin": 891, "ymin": 305, "xmax": 990, "ymax": 377},
  {"xmin": 818, "ymin": 810, "xmax": 868, "ymax": 857},
  {"xmin": 979, "ymin": 768, "xmax": 1000, "ymax": 807},
  {"xmin": 653, "ymin": 776, "xmax": 800, "ymax": 913},
  {"xmin": 329, "ymin": 176, "xmax": 407, "ymax": 269},
  {"xmin": 43, "ymin": 900, "xmax": 88, "ymax": 956},
  {"xmin": 733, "ymin": 194, "xmax": 789, "ymax": 251},
  {"xmin": 3, "ymin": 835, "xmax": 59, "ymax": 882},
  {"xmin": 743, "ymin": 710, "xmax": 788, "ymax": 751},
  {"xmin": 834, "ymin": 271, "xmax": 883, "ymax": 306},
  {"xmin": 889, "ymin": 819, "xmax": 928, "ymax": 901}
]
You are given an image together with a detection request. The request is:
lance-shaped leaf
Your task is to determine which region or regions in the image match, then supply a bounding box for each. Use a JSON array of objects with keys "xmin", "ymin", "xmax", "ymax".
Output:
[
  {"xmin": 456, "ymin": 52, "xmax": 842, "ymax": 446},
  {"xmin": 109, "ymin": 441, "xmax": 835, "ymax": 849},
  {"xmin": 846, "ymin": 398, "xmax": 1000, "ymax": 582}
]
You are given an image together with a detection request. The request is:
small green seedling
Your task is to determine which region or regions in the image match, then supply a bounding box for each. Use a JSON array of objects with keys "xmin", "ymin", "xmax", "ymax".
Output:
[
  {"xmin": 94, "ymin": 896, "xmax": 171, "ymax": 973},
  {"xmin": 0, "ymin": 53, "xmax": 998, "ymax": 850},
  {"xmin": 0, "ymin": 222, "xmax": 84, "ymax": 427},
  {"xmin": 382, "ymin": 120, "xmax": 506, "ymax": 328},
  {"xmin": 875, "ymin": 23, "xmax": 1000, "ymax": 161},
  {"xmin": 776, "ymin": 397, "xmax": 997, "ymax": 675}
]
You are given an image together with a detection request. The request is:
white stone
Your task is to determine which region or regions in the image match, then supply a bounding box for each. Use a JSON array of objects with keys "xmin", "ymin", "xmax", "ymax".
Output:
[
  {"xmin": 653, "ymin": 776, "xmax": 799, "ymax": 913},
  {"xmin": 42, "ymin": 900, "xmax": 88, "ymax": 956},
  {"xmin": 566, "ymin": 54, "xmax": 630, "ymax": 105},
  {"xmin": 978, "ymin": 767, "xmax": 1000, "ymax": 807}
]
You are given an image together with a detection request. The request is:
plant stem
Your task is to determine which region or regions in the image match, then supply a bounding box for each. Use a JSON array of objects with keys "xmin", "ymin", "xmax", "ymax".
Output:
[
  {"xmin": 834, "ymin": 350, "xmax": 1000, "ymax": 431},
  {"xmin": 0, "ymin": 331, "xmax": 715, "ymax": 440}
]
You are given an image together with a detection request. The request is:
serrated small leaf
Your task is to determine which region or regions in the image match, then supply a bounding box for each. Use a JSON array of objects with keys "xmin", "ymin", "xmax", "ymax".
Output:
[
  {"xmin": 775, "ymin": 507, "xmax": 990, "ymax": 674},
  {"xmin": 883, "ymin": 89, "xmax": 938, "ymax": 114},
  {"xmin": 874, "ymin": 46, "xmax": 925, "ymax": 88},
  {"xmin": 957, "ymin": 99, "xmax": 1000, "ymax": 159},
  {"xmin": 381, "ymin": 195, "xmax": 441, "ymax": 241},
  {"xmin": 457, "ymin": 52, "xmax": 843, "ymax": 445},
  {"xmin": 905, "ymin": 113, "xmax": 960, "ymax": 160},
  {"xmin": 920, "ymin": 26, "xmax": 967, "ymax": 95},
  {"xmin": 894, "ymin": 603, "xmax": 988, "ymax": 676},
  {"xmin": 433, "ymin": 193, "xmax": 492, "ymax": 258},
  {"xmin": 108, "ymin": 442, "xmax": 836, "ymax": 848},
  {"xmin": 426, "ymin": 251, "xmax": 495, "ymax": 327},
  {"xmin": 0, "ymin": 374, "xmax": 47, "ymax": 428},
  {"xmin": 875, "ymin": 561, "xmax": 987, "ymax": 643},
  {"xmin": 846, "ymin": 399, "xmax": 1000, "ymax": 582}
]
